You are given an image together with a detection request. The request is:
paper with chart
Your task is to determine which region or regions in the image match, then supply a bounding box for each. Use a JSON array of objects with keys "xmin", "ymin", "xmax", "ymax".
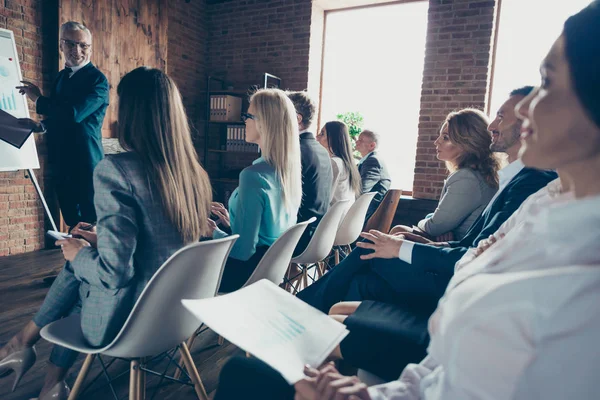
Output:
[
  {"xmin": 0, "ymin": 28, "xmax": 39, "ymax": 170},
  {"xmin": 182, "ymin": 280, "xmax": 349, "ymax": 384}
]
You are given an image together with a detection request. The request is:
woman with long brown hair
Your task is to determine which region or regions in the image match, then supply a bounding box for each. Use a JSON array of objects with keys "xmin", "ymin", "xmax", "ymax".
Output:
[
  {"xmin": 0, "ymin": 67, "xmax": 212, "ymax": 399},
  {"xmin": 317, "ymin": 121, "xmax": 361, "ymax": 205},
  {"xmin": 391, "ymin": 108, "xmax": 500, "ymax": 241}
]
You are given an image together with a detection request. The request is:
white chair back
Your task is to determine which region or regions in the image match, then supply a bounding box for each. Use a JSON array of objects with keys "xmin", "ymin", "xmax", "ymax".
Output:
[
  {"xmin": 102, "ymin": 236, "xmax": 238, "ymax": 358},
  {"xmin": 243, "ymin": 218, "xmax": 315, "ymax": 287},
  {"xmin": 291, "ymin": 200, "xmax": 350, "ymax": 264},
  {"xmin": 333, "ymin": 192, "xmax": 376, "ymax": 246}
]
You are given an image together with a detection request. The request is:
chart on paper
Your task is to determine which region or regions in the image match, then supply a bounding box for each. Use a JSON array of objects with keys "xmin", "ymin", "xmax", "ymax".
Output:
[{"xmin": 0, "ymin": 55, "xmax": 26, "ymax": 116}]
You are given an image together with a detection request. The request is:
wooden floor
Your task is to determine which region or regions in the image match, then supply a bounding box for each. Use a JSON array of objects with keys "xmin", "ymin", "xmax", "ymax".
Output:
[{"xmin": 0, "ymin": 249, "xmax": 243, "ymax": 400}]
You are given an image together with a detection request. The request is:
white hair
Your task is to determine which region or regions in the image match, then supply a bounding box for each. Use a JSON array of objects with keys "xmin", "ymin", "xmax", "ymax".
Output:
[{"xmin": 60, "ymin": 21, "xmax": 92, "ymax": 41}]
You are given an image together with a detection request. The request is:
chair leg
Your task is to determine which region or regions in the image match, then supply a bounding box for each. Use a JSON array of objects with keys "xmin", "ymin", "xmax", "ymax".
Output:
[
  {"xmin": 130, "ymin": 360, "xmax": 140, "ymax": 400},
  {"xmin": 179, "ymin": 342, "xmax": 209, "ymax": 400},
  {"xmin": 218, "ymin": 335, "xmax": 225, "ymax": 346},
  {"xmin": 138, "ymin": 358, "xmax": 146, "ymax": 400},
  {"xmin": 68, "ymin": 354, "xmax": 95, "ymax": 400},
  {"xmin": 174, "ymin": 332, "xmax": 199, "ymax": 380},
  {"xmin": 335, "ymin": 249, "xmax": 340, "ymax": 265}
]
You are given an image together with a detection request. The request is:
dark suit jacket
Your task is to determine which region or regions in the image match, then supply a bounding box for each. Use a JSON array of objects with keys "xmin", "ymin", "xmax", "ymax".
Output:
[
  {"xmin": 358, "ymin": 151, "xmax": 391, "ymax": 220},
  {"xmin": 37, "ymin": 63, "xmax": 109, "ymax": 224},
  {"xmin": 294, "ymin": 132, "xmax": 333, "ymax": 254},
  {"xmin": 409, "ymin": 168, "xmax": 558, "ymax": 277}
]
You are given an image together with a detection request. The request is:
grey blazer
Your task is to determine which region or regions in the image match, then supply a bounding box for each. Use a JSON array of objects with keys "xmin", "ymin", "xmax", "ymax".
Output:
[
  {"xmin": 417, "ymin": 168, "xmax": 497, "ymax": 240},
  {"xmin": 358, "ymin": 151, "xmax": 391, "ymax": 220},
  {"xmin": 71, "ymin": 153, "xmax": 188, "ymax": 347}
]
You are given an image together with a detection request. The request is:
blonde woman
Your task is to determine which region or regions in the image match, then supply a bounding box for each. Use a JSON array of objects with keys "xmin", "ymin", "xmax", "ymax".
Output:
[
  {"xmin": 0, "ymin": 67, "xmax": 212, "ymax": 400},
  {"xmin": 210, "ymin": 89, "xmax": 302, "ymax": 292},
  {"xmin": 391, "ymin": 108, "xmax": 500, "ymax": 241}
]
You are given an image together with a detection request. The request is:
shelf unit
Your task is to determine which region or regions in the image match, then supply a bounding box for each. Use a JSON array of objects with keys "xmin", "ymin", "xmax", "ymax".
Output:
[{"xmin": 204, "ymin": 74, "xmax": 281, "ymax": 203}]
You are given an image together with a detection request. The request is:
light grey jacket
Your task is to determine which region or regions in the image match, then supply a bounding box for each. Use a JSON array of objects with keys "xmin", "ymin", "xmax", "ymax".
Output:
[
  {"xmin": 418, "ymin": 168, "xmax": 497, "ymax": 240},
  {"xmin": 72, "ymin": 153, "xmax": 188, "ymax": 347}
]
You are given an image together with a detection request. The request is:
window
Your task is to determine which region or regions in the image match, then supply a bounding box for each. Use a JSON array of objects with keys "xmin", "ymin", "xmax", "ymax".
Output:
[
  {"xmin": 489, "ymin": 0, "xmax": 590, "ymax": 115},
  {"xmin": 319, "ymin": 1, "xmax": 429, "ymax": 192}
]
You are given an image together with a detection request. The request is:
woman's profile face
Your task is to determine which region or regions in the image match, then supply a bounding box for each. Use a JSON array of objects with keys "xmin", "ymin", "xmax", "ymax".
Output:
[
  {"xmin": 434, "ymin": 124, "xmax": 463, "ymax": 164},
  {"xmin": 317, "ymin": 126, "xmax": 328, "ymax": 149},
  {"xmin": 244, "ymin": 102, "xmax": 260, "ymax": 144},
  {"xmin": 517, "ymin": 34, "xmax": 600, "ymax": 170}
]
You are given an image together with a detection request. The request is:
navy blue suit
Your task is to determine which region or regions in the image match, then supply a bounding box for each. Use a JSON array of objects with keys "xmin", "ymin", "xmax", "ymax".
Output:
[
  {"xmin": 298, "ymin": 167, "xmax": 558, "ymax": 312},
  {"xmin": 37, "ymin": 63, "xmax": 109, "ymax": 226}
]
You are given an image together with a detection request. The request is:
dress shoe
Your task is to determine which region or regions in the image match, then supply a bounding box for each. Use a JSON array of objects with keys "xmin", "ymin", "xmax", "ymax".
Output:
[
  {"xmin": 30, "ymin": 381, "xmax": 70, "ymax": 400},
  {"xmin": 0, "ymin": 346, "xmax": 37, "ymax": 392}
]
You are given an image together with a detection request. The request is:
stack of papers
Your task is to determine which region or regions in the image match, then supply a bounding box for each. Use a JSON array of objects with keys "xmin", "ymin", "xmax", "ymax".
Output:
[{"xmin": 182, "ymin": 279, "xmax": 349, "ymax": 383}]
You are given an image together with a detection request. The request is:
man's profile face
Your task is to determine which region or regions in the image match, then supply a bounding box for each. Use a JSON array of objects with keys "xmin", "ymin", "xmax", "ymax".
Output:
[
  {"xmin": 355, "ymin": 133, "xmax": 375, "ymax": 157},
  {"xmin": 59, "ymin": 29, "xmax": 92, "ymax": 68},
  {"xmin": 488, "ymin": 95, "xmax": 525, "ymax": 153}
]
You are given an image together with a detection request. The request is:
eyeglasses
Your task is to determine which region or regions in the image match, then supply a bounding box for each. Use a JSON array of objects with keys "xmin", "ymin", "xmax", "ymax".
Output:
[
  {"xmin": 241, "ymin": 112, "xmax": 257, "ymax": 122},
  {"xmin": 60, "ymin": 39, "xmax": 91, "ymax": 51}
]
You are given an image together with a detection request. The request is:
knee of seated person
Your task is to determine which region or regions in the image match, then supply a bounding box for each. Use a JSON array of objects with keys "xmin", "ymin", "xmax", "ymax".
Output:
[{"xmin": 389, "ymin": 225, "xmax": 410, "ymax": 235}]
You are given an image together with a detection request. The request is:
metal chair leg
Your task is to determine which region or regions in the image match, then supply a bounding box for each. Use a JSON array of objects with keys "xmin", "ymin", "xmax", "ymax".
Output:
[
  {"xmin": 179, "ymin": 342, "xmax": 209, "ymax": 400},
  {"xmin": 130, "ymin": 360, "xmax": 140, "ymax": 400},
  {"xmin": 68, "ymin": 354, "xmax": 96, "ymax": 400}
]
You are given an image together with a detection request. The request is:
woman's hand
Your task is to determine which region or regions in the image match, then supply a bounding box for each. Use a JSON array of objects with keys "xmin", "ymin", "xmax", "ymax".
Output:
[
  {"xmin": 211, "ymin": 202, "xmax": 230, "ymax": 228},
  {"xmin": 56, "ymin": 237, "xmax": 90, "ymax": 261},
  {"xmin": 207, "ymin": 218, "xmax": 218, "ymax": 235},
  {"xmin": 71, "ymin": 222, "xmax": 97, "ymax": 248},
  {"xmin": 473, "ymin": 233, "xmax": 505, "ymax": 257},
  {"xmin": 435, "ymin": 231, "xmax": 454, "ymax": 242}
]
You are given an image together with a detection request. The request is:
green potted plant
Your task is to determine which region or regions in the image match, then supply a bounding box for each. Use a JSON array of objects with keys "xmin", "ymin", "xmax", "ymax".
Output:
[{"xmin": 336, "ymin": 111, "xmax": 364, "ymax": 159}]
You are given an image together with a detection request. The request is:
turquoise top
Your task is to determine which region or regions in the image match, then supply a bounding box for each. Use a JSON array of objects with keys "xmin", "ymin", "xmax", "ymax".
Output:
[{"xmin": 213, "ymin": 157, "xmax": 298, "ymax": 261}]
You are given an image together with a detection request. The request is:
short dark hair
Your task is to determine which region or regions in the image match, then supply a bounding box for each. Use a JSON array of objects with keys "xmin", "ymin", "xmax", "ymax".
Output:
[
  {"xmin": 509, "ymin": 86, "xmax": 535, "ymax": 98},
  {"xmin": 286, "ymin": 91, "xmax": 316, "ymax": 128}
]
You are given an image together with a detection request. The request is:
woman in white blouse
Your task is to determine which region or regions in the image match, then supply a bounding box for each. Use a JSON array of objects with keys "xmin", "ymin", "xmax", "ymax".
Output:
[
  {"xmin": 316, "ymin": 121, "xmax": 361, "ymax": 205},
  {"xmin": 214, "ymin": 2, "xmax": 600, "ymax": 399}
]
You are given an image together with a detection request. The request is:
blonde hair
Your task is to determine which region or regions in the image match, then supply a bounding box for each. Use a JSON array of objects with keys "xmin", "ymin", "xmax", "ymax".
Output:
[
  {"xmin": 117, "ymin": 67, "xmax": 212, "ymax": 243},
  {"xmin": 442, "ymin": 108, "xmax": 500, "ymax": 188},
  {"xmin": 250, "ymin": 89, "xmax": 302, "ymax": 213}
]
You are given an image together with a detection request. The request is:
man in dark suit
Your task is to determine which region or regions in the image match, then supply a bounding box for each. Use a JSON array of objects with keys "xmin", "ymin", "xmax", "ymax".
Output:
[
  {"xmin": 18, "ymin": 21, "xmax": 109, "ymax": 228},
  {"xmin": 355, "ymin": 130, "xmax": 391, "ymax": 221},
  {"xmin": 297, "ymin": 87, "xmax": 557, "ymax": 313},
  {"xmin": 287, "ymin": 91, "xmax": 332, "ymax": 255}
]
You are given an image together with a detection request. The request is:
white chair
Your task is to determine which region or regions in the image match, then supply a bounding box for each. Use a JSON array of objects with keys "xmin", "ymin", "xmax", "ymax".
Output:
[
  {"xmin": 332, "ymin": 192, "xmax": 376, "ymax": 265},
  {"xmin": 40, "ymin": 235, "xmax": 239, "ymax": 400},
  {"xmin": 286, "ymin": 200, "xmax": 351, "ymax": 293}
]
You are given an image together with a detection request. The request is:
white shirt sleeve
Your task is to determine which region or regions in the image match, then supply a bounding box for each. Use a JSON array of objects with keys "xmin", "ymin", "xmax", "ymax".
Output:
[{"xmin": 398, "ymin": 240, "xmax": 415, "ymax": 264}]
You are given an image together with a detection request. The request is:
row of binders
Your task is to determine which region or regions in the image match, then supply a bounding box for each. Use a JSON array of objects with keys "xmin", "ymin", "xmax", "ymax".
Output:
[
  {"xmin": 210, "ymin": 95, "xmax": 242, "ymax": 122},
  {"xmin": 227, "ymin": 125, "xmax": 260, "ymax": 153}
]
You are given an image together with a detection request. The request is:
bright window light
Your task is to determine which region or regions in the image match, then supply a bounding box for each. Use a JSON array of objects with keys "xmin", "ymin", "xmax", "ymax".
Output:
[
  {"xmin": 489, "ymin": 0, "xmax": 590, "ymax": 115},
  {"xmin": 319, "ymin": 1, "xmax": 429, "ymax": 192}
]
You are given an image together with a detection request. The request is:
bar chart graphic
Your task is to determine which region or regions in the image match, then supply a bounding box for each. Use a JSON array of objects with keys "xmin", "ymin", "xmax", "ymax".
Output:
[{"xmin": 0, "ymin": 91, "xmax": 17, "ymax": 111}]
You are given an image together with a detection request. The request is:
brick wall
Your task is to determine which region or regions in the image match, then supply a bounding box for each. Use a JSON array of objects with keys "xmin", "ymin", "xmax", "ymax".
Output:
[
  {"xmin": 207, "ymin": 0, "xmax": 313, "ymax": 91},
  {"xmin": 0, "ymin": 0, "xmax": 59, "ymax": 256},
  {"xmin": 413, "ymin": 0, "xmax": 496, "ymax": 199},
  {"xmin": 167, "ymin": 0, "xmax": 209, "ymax": 156}
]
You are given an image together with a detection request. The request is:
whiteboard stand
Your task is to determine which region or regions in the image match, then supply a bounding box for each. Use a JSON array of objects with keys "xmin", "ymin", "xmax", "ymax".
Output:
[{"xmin": 26, "ymin": 168, "xmax": 58, "ymax": 232}]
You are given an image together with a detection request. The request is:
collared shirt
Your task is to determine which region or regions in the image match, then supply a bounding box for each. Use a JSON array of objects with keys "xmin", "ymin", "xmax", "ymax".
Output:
[
  {"xmin": 369, "ymin": 191, "xmax": 600, "ymax": 400},
  {"xmin": 397, "ymin": 159, "xmax": 525, "ymax": 264},
  {"xmin": 358, "ymin": 151, "xmax": 374, "ymax": 166},
  {"xmin": 67, "ymin": 60, "xmax": 90, "ymax": 78}
]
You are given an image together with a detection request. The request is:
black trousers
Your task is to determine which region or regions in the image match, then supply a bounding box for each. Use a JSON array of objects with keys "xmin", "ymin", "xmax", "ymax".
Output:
[
  {"xmin": 296, "ymin": 246, "xmax": 448, "ymax": 313},
  {"xmin": 215, "ymin": 356, "xmax": 293, "ymax": 400},
  {"xmin": 218, "ymin": 246, "xmax": 269, "ymax": 293}
]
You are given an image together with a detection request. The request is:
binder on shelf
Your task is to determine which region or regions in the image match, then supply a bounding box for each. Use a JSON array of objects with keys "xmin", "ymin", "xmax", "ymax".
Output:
[
  {"xmin": 210, "ymin": 95, "xmax": 242, "ymax": 122},
  {"xmin": 225, "ymin": 125, "xmax": 259, "ymax": 153}
]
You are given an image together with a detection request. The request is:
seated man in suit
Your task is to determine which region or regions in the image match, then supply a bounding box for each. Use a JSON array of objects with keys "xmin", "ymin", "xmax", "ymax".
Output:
[
  {"xmin": 297, "ymin": 86, "xmax": 557, "ymax": 315},
  {"xmin": 356, "ymin": 130, "xmax": 391, "ymax": 222},
  {"xmin": 287, "ymin": 91, "xmax": 333, "ymax": 255},
  {"xmin": 18, "ymin": 21, "xmax": 109, "ymax": 228}
]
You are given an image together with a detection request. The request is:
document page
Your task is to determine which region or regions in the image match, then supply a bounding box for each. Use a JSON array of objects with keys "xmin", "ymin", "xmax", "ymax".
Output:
[{"xmin": 182, "ymin": 279, "xmax": 349, "ymax": 383}]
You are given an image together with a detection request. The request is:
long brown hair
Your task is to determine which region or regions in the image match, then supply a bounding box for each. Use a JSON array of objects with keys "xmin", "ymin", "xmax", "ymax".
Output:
[
  {"xmin": 117, "ymin": 67, "xmax": 212, "ymax": 243},
  {"xmin": 443, "ymin": 108, "xmax": 500, "ymax": 188},
  {"xmin": 324, "ymin": 121, "xmax": 361, "ymax": 196}
]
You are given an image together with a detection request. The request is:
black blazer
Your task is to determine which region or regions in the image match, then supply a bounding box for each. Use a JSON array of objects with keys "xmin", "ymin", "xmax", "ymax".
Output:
[
  {"xmin": 408, "ymin": 167, "xmax": 558, "ymax": 277},
  {"xmin": 293, "ymin": 132, "xmax": 333, "ymax": 255},
  {"xmin": 37, "ymin": 62, "xmax": 109, "ymax": 175},
  {"xmin": 358, "ymin": 151, "xmax": 391, "ymax": 219},
  {"xmin": 297, "ymin": 132, "xmax": 333, "ymax": 224}
]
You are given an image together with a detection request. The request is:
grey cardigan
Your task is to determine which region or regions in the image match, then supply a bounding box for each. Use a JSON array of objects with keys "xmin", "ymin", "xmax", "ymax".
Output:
[{"xmin": 418, "ymin": 168, "xmax": 497, "ymax": 240}]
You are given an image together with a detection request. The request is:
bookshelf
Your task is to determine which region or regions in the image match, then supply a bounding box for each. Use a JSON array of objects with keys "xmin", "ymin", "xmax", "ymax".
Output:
[{"xmin": 204, "ymin": 74, "xmax": 281, "ymax": 203}]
